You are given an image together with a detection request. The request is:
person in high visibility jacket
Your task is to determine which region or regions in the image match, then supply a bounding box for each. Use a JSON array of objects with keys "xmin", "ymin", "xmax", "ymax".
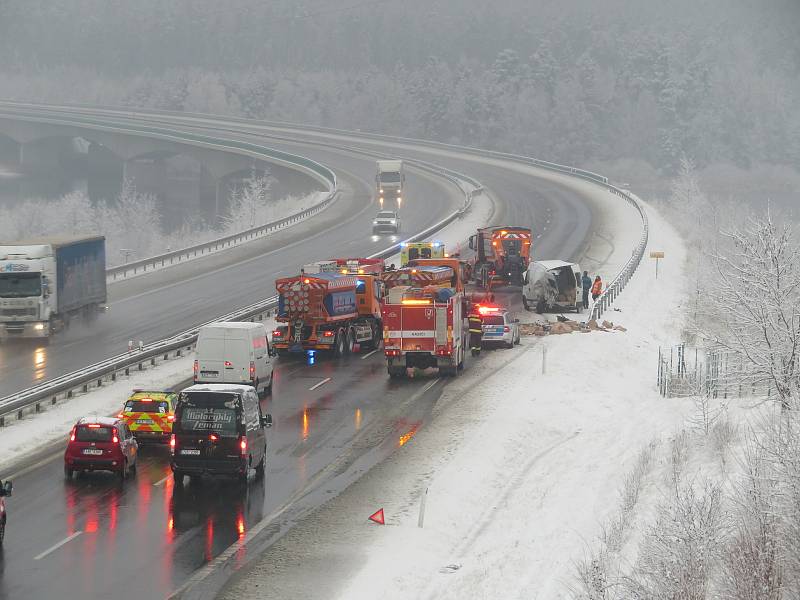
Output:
[
  {"xmin": 591, "ymin": 275, "xmax": 603, "ymax": 300},
  {"xmin": 468, "ymin": 310, "xmax": 483, "ymax": 356}
]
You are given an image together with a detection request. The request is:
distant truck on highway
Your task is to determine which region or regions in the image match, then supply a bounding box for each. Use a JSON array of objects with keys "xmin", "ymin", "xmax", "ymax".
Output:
[
  {"xmin": 376, "ymin": 160, "xmax": 404, "ymax": 207},
  {"xmin": 0, "ymin": 235, "xmax": 107, "ymax": 340}
]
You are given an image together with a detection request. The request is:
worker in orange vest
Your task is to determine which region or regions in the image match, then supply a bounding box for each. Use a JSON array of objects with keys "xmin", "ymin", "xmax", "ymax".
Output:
[{"xmin": 591, "ymin": 276, "xmax": 603, "ymax": 300}]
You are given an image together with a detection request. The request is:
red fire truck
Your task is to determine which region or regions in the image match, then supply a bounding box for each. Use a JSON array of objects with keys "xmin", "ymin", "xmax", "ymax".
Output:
[{"xmin": 382, "ymin": 285, "xmax": 466, "ymax": 378}]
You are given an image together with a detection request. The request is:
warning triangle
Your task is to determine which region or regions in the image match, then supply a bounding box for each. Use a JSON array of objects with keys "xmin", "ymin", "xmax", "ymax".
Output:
[{"xmin": 368, "ymin": 508, "xmax": 385, "ymax": 525}]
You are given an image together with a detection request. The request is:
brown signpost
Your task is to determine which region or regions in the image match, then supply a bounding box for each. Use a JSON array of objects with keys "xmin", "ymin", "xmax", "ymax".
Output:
[{"xmin": 650, "ymin": 251, "xmax": 665, "ymax": 279}]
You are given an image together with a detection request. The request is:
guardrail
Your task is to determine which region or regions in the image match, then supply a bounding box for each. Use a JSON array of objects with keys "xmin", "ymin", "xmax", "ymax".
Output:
[
  {"xmin": 107, "ymin": 191, "xmax": 337, "ymax": 281},
  {"xmin": 0, "ymin": 159, "xmax": 480, "ymax": 427},
  {"xmin": 0, "ymin": 104, "xmax": 341, "ymax": 283}
]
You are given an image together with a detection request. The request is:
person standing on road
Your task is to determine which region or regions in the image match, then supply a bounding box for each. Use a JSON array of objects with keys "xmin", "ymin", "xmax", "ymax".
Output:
[
  {"xmin": 581, "ymin": 271, "xmax": 592, "ymax": 309},
  {"xmin": 591, "ymin": 275, "xmax": 603, "ymax": 301},
  {"xmin": 468, "ymin": 309, "xmax": 483, "ymax": 356}
]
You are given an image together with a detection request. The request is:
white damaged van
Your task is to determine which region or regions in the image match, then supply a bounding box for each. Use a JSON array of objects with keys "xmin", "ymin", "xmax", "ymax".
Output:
[
  {"xmin": 522, "ymin": 260, "xmax": 584, "ymax": 314},
  {"xmin": 194, "ymin": 322, "xmax": 276, "ymax": 396}
]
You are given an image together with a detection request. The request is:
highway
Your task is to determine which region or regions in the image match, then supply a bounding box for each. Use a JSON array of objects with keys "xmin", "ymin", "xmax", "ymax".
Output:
[
  {"xmin": 0, "ymin": 107, "xmax": 598, "ymax": 599},
  {"xmin": 0, "ymin": 140, "xmax": 461, "ymax": 396}
]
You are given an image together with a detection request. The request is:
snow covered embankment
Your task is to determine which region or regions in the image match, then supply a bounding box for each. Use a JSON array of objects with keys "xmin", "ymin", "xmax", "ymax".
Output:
[{"xmin": 220, "ymin": 199, "xmax": 689, "ymax": 600}]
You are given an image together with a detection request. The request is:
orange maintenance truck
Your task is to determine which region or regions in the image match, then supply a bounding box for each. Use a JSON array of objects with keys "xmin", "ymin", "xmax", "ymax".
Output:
[
  {"xmin": 468, "ymin": 226, "xmax": 532, "ymax": 287},
  {"xmin": 273, "ymin": 259, "xmax": 385, "ymax": 356}
]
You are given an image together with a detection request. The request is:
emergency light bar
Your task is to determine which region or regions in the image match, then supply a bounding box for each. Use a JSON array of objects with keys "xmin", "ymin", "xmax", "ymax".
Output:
[
  {"xmin": 401, "ymin": 299, "xmax": 432, "ymax": 305},
  {"xmin": 478, "ymin": 306, "xmax": 500, "ymax": 314}
]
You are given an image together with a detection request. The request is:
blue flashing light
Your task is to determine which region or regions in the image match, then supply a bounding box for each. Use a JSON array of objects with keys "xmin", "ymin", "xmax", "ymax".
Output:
[
  {"xmin": 400, "ymin": 242, "xmax": 408, "ymax": 248},
  {"xmin": 432, "ymin": 242, "xmax": 441, "ymax": 248},
  {"xmin": 306, "ymin": 350, "xmax": 316, "ymax": 366}
]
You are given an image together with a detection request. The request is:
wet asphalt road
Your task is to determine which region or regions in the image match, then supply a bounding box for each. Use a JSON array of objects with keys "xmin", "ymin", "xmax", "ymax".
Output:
[{"xmin": 0, "ymin": 108, "xmax": 596, "ymax": 599}]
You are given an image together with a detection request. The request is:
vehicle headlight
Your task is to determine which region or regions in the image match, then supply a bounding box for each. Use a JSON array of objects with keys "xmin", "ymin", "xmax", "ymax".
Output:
[
  {"xmin": 34, "ymin": 323, "xmax": 45, "ymax": 331},
  {"xmin": 379, "ymin": 188, "xmax": 384, "ymax": 193}
]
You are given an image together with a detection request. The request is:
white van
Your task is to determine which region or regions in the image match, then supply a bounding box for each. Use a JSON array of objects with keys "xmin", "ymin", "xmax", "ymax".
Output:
[
  {"xmin": 194, "ymin": 322, "xmax": 275, "ymax": 396},
  {"xmin": 522, "ymin": 260, "xmax": 584, "ymax": 313}
]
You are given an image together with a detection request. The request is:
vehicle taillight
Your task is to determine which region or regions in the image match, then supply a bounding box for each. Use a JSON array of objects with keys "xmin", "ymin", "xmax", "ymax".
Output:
[
  {"xmin": 69, "ymin": 426, "xmax": 76, "ymax": 442},
  {"xmin": 322, "ymin": 331, "xmax": 334, "ymax": 338},
  {"xmin": 193, "ymin": 359, "xmax": 198, "ymax": 380},
  {"xmin": 240, "ymin": 437, "xmax": 247, "ymax": 456},
  {"xmin": 169, "ymin": 434, "xmax": 176, "ymax": 453},
  {"xmin": 117, "ymin": 413, "xmax": 124, "ymax": 419},
  {"xmin": 249, "ymin": 361, "xmax": 256, "ymax": 379},
  {"xmin": 209, "ymin": 433, "xmax": 218, "ymax": 442},
  {"xmin": 112, "ymin": 428, "xmax": 119, "ymax": 444},
  {"xmin": 273, "ymin": 330, "xmax": 282, "ymax": 337},
  {"xmin": 504, "ymin": 326, "xmax": 510, "ymax": 332},
  {"xmin": 225, "ymin": 360, "xmax": 233, "ymax": 367},
  {"xmin": 167, "ymin": 415, "xmax": 175, "ymax": 422}
]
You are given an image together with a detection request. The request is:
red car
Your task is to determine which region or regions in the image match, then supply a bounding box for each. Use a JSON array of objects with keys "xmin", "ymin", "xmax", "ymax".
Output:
[{"xmin": 64, "ymin": 416, "xmax": 138, "ymax": 480}]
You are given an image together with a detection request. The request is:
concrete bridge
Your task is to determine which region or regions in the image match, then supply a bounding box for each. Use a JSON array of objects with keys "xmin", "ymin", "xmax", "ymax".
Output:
[{"xmin": 0, "ymin": 113, "xmax": 324, "ymax": 223}]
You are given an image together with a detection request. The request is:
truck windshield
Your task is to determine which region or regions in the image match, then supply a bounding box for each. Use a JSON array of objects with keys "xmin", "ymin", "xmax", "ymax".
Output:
[
  {"xmin": 379, "ymin": 172, "xmax": 401, "ymax": 183},
  {"xmin": 0, "ymin": 272, "xmax": 42, "ymax": 297}
]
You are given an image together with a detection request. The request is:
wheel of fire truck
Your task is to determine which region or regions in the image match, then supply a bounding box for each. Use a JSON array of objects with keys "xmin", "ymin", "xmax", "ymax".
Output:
[
  {"xmin": 333, "ymin": 329, "xmax": 347, "ymax": 357},
  {"xmin": 371, "ymin": 321, "xmax": 382, "ymax": 349}
]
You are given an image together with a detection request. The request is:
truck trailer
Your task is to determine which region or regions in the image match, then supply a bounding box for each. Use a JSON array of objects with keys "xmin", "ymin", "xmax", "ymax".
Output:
[{"xmin": 0, "ymin": 235, "xmax": 107, "ymax": 339}]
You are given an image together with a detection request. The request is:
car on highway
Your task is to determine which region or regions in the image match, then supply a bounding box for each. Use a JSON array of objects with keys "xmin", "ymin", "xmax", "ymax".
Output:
[
  {"xmin": 170, "ymin": 384, "xmax": 273, "ymax": 486},
  {"xmin": 118, "ymin": 389, "xmax": 177, "ymax": 444},
  {"xmin": 478, "ymin": 306, "xmax": 521, "ymax": 349},
  {"xmin": 0, "ymin": 479, "xmax": 12, "ymax": 545},
  {"xmin": 64, "ymin": 416, "xmax": 138, "ymax": 480},
  {"xmin": 372, "ymin": 210, "xmax": 401, "ymax": 234}
]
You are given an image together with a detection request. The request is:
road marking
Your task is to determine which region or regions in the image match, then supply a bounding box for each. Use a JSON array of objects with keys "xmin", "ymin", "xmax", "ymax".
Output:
[
  {"xmin": 2, "ymin": 451, "xmax": 63, "ymax": 481},
  {"xmin": 153, "ymin": 475, "xmax": 171, "ymax": 487},
  {"xmin": 308, "ymin": 377, "xmax": 331, "ymax": 391},
  {"xmin": 361, "ymin": 349, "xmax": 379, "ymax": 360},
  {"xmin": 34, "ymin": 531, "xmax": 83, "ymax": 560},
  {"xmin": 421, "ymin": 379, "xmax": 440, "ymax": 395}
]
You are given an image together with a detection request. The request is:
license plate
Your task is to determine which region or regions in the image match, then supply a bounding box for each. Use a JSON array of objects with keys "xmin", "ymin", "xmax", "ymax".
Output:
[
  {"xmin": 82, "ymin": 448, "xmax": 103, "ymax": 455},
  {"xmin": 200, "ymin": 371, "xmax": 218, "ymax": 377},
  {"xmin": 180, "ymin": 449, "xmax": 200, "ymax": 455},
  {"xmin": 136, "ymin": 419, "xmax": 153, "ymax": 424}
]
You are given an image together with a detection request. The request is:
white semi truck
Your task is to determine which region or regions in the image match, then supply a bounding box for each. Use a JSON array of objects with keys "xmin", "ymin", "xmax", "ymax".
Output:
[
  {"xmin": 0, "ymin": 235, "xmax": 107, "ymax": 339},
  {"xmin": 376, "ymin": 160, "xmax": 404, "ymax": 207}
]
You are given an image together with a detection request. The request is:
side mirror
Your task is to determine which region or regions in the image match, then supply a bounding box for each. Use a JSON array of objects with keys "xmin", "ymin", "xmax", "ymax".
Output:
[
  {"xmin": 1, "ymin": 480, "xmax": 12, "ymax": 497},
  {"xmin": 468, "ymin": 236, "xmax": 475, "ymax": 250},
  {"xmin": 261, "ymin": 414, "xmax": 273, "ymax": 428}
]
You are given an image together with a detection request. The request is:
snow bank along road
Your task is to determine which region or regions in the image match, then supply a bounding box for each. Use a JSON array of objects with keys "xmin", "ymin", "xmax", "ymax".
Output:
[{"xmin": 0, "ymin": 105, "xmax": 637, "ymax": 600}]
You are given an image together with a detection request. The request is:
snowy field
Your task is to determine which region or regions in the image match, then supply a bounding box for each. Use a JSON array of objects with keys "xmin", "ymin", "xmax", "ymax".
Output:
[{"xmin": 219, "ymin": 198, "xmax": 686, "ymax": 600}]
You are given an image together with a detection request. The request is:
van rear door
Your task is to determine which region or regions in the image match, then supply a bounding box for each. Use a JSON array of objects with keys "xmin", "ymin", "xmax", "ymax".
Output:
[
  {"xmin": 196, "ymin": 330, "xmax": 226, "ymax": 381},
  {"xmin": 175, "ymin": 392, "xmax": 242, "ymax": 466},
  {"xmin": 224, "ymin": 332, "xmax": 250, "ymax": 383}
]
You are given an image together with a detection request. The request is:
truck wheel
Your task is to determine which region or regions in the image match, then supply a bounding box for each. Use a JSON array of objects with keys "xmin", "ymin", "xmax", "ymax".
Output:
[
  {"xmin": 522, "ymin": 295, "xmax": 530, "ymax": 311},
  {"xmin": 536, "ymin": 299, "xmax": 546, "ymax": 314},
  {"xmin": 371, "ymin": 322, "xmax": 382, "ymax": 349},
  {"xmin": 346, "ymin": 328, "xmax": 356, "ymax": 353},
  {"xmin": 334, "ymin": 331, "xmax": 346, "ymax": 357}
]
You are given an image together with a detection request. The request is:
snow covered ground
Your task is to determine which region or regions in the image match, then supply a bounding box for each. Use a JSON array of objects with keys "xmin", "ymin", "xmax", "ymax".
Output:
[{"xmin": 220, "ymin": 198, "xmax": 689, "ymax": 600}]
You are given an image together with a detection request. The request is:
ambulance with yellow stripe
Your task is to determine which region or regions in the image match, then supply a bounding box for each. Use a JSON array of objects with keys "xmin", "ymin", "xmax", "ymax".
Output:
[{"xmin": 118, "ymin": 390, "xmax": 177, "ymax": 444}]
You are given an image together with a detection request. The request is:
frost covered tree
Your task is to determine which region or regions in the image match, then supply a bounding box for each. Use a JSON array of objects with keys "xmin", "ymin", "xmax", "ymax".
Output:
[
  {"xmin": 698, "ymin": 214, "xmax": 800, "ymax": 411},
  {"xmin": 222, "ymin": 171, "xmax": 274, "ymax": 233}
]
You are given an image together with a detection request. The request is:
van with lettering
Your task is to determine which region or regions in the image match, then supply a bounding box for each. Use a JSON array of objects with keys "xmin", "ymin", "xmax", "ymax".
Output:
[
  {"xmin": 170, "ymin": 384, "xmax": 272, "ymax": 485},
  {"xmin": 194, "ymin": 322, "xmax": 275, "ymax": 397}
]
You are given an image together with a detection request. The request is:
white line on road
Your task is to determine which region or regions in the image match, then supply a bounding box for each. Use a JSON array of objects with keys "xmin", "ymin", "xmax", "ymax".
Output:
[
  {"xmin": 153, "ymin": 475, "xmax": 171, "ymax": 487},
  {"xmin": 360, "ymin": 349, "xmax": 379, "ymax": 360},
  {"xmin": 308, "ymin": 377, "xmax": 332, "ymax": 391},
  {"xmin": 34, "ymin": 531, "xmax": 83, "ymax": 560}
]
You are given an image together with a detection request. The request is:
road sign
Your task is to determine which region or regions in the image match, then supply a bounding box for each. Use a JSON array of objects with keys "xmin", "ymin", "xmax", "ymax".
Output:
[
  {"xmin": 368, "ymin": 508, "xmax": 385, "ymax": 525},
  {"xmin": 649, "ymin": 251, "xmax": 665, "ymax": 279}
]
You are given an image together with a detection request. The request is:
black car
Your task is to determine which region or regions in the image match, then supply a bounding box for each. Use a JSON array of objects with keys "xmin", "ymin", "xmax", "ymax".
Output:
[
  {"xmin": 170, "ymin": 384, "xmax": 272, "ymax": 485},
  {"xmin": 0, "ymin": 479, "xmax": 13, "ymax": 545}
]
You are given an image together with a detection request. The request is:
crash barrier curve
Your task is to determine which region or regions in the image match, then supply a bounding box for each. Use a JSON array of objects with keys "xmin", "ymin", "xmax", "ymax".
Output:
[
  {"xmin": 0, "ymin": 161, "xmax": 481, "ymax": 427},
  {"xmin": 0, "ymin": 104, "xmax": 339, "ymax": 283},
  {"xmin": 0, "ymin": 102, "xmax": 647, "ymax": 313}
]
